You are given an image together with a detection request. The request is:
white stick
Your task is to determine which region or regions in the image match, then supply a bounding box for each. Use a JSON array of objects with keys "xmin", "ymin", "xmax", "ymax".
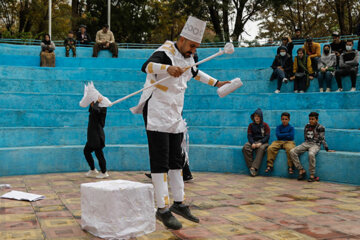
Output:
[{"xmin": 110, "ymin": 49, "xmax": 227, "ymax": 106}]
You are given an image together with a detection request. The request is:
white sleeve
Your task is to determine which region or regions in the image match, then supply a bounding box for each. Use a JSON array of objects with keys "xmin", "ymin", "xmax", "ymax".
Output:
[
  {"xmin": 193, "ymin": 70, "xmax": 218, "ymax": 87},
  {"xmin": 145, "ymin": 62, "xmax": 170, "ymax": 74}
]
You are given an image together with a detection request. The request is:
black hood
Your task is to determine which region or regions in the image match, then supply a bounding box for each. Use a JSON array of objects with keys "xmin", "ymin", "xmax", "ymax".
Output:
[{"xmin": 251, "ymin": 108, "xmax": 263, "ymax": 123}]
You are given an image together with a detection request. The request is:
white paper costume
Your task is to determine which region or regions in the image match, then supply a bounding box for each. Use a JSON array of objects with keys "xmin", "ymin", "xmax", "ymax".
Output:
[{"xmin": 79, "ymin": 82, "xmax": 112, "ymax": 108}]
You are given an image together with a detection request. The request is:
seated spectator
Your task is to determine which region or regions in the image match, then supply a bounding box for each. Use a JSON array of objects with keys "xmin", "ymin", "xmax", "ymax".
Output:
[
  {"xmin": 290, "ymin": 48, "xmax": 314, "ymax": 93},
  {"xmin": 290, "ymin": 112, "xmax": 335, "ymax": 182},
  {"xmin": 242, "ymin": 108, "xmax": 270, "ymax": 177},
  {"xmin": 292, "ymin": 28, "xmax": 305, "ymax": 45},
  {"xmin": 270, "ymin": 46, "xmax": 293, "ymax": 93},
  {"xmin": 64, "ymin": 31, "xmax": 76, "ymax": 57},
  {"xmin": 330, "ymin": 32, "xmax": 346, "ymax": 58},
  {"xmin": 280, "ymin": 36, "xmax": 294, "ymax": 57},
  {"xmin": 93, "ymin": 24, "xmax": 118, "ymax": 58},
  {"xmin": 303, "ymin": 37, "xmax": 321, "ymax": 73},
  {"xmin": 318, "ymin": 44, "xmax": 336, "ymax": 92},
  {"xmin": 266, "ymin": 112, "xmax": 295, "ymax": 174},
  {"xmin": 335, "ymin": 40, "xmax": 359, "ymax": 92},
  {"xmin": 77, "ymin": 25, "xmax": 91, "ymax": 45},
  {"xmin": 40, "ymin": 34, "xmax": 56, "ymax": 67}
]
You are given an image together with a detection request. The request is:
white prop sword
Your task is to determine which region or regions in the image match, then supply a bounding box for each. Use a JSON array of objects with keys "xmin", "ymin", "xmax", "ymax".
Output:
[{"xmin": 109, "ymin": 43, "xmax": 235, "ymax": 106}]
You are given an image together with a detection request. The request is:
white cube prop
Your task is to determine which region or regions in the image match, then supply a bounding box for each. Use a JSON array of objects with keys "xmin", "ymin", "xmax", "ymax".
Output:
[{"xmin": 81, "ymin": 180, "xmax": 155, "ymax": 240}]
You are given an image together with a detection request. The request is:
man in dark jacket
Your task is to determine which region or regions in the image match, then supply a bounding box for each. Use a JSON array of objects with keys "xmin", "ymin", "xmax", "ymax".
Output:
[
  {"xmin": 77, "ymin": 25, "xmax": 92, "ymax": 45},
  {"xmin": 330, "ymin": 32, "xmax": 346, "ymax": 66},
  {"xmin": 242, "ymin": 108, "xmax": 271, "ymax": 177},
  {"xmin": 84, "ymin": 97, "xmax": 109, "ymax": 178},
  {"xmin": 271, "ymin": 46, "xmax": 293, "ymax": 93},
  {"xmin": 292, "ymin": 28, "xmax": 305, "ymax": 45}
]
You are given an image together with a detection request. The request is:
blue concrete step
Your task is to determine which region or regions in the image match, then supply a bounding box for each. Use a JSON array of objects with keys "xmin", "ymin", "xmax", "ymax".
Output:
[
  {"xmin": 1, "ymin": 126, "xmax": 359, "ymax": 152},
  {"xmin": 1, "ymin": 109, "xmax": 359, "ymax": 129},
  {"xmin": 1, "ymin": 92, "xmax": 359, "ymax": 111},
  {"xmin": 1, "ymin": 144, "xmax": 359, "ymax": 185},
  {"xmin": 1, "ymin": 75, "xmax": 359, "ymax": 95}
]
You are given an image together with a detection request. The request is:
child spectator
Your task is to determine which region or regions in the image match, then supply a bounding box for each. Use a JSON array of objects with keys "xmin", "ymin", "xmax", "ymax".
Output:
[
  {"xmin": 266, "ymin": 112, "xmax": 295, "ymax": 174},
  {"xmin": 64, "ymin": 31, "xmax": 76, "ymax": 57},
  {"xmin": 290, "ymin": 112, "xmax": 335, "ymax": 182},
  {"xmin": 335, "ymin": 40, "xmax": 359, "ymax": 92},
  {"xmin": 303, "ymin": 38, "xmax": 321, "ymax": 74},
  {"xmin": 84, "ymin": 96, "xmax": 109, "ymax": 179},
  {"xmin": 271, "ymin": 46, "xmax": 293, "ymax": 93},
  {"xmin": 77, "ymin": 25, "xmax": 91, "ymax": 45},
  {"xmin": 290, "ymin": 48, "xmax": 314, "ymax": 93},
  {"xmin": 40, "ymin": 34, "xmax": 56, "ymax": 67},
  {"xmin": 242, "ymin": 108, "xmax": 270, "ymax": 177},
  {"xmin": 318, "ymin": 44, "xmax": 336, "ymax": 92}
]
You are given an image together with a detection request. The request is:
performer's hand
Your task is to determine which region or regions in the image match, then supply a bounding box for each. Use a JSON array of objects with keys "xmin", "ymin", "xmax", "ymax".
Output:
[
  {"xmin": 216, "ymin": 81, "xmax": 231, "ymax": 88},
  {"xmin": 167, "ymin": 66, "xmax": 184, "ymax": 77}
]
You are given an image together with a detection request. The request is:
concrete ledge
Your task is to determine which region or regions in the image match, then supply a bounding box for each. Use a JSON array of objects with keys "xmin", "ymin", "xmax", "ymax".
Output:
[{"xmin": 1, "ymin": 144, "xmax": 359, "ymax": 185}]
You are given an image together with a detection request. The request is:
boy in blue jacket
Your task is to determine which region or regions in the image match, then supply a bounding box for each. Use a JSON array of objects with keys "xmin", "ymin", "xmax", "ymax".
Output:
[{"xmin": 266, "ymin": 112, "xmax": 295, "ymax": 174}]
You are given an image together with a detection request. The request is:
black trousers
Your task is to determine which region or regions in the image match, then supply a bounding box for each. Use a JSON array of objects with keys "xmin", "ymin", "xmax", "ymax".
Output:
[
  {"xmin": 143, "ymin": 98, "xmax": 184, "ymax": 173},
  {"xmin": 294, "ymin": 75, "xmax": 307, "ymax": 91},
  {"xmin": 83, "ymin": 144, "xmax": 107, "ymax": 173},
  {"xmin": 335, "ymin": 68, "xmax": 358, "ymax": 88}
]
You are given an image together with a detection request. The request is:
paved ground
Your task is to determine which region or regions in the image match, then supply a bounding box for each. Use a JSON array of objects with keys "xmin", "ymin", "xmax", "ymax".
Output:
[{"xmin": 0, "ymin": 171, "xmax": 360, "ymax": 240}]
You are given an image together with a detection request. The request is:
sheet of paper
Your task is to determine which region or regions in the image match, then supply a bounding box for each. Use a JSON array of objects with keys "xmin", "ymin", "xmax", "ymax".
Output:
[{"xmin": 1, "ymin": 190, "xmax": 45, "ymax": 202}]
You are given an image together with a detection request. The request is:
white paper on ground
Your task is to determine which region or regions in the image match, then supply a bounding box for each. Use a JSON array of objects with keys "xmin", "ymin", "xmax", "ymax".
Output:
[
  {"xmin": 217, "ymin": 77, "xmax": 243, "ymax": 98},
  {"xmin": 1, "ymin": 190, "xmax": 45, "ymax": 202},
  {"xmin": 81, "ymin": 180, "xmax": 155, "ymax": 240}
]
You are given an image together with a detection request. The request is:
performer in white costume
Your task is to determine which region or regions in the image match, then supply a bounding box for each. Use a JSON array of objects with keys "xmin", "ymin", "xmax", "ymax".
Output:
[{"xmin": 131, "ymin": 16, "xmax": 230, "ymax": 230}]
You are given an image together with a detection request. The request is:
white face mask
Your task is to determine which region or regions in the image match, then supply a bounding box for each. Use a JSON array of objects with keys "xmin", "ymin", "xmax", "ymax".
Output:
[
  {"xmin": 280, "ymin": 52, "xmax": 286, "ymax": 56},
  {"xmin": 346, "ymin": 45, "xmax": 352, "ymax": 51}
]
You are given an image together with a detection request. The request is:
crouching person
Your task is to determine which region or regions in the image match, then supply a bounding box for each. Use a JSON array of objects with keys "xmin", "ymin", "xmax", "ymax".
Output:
[{"xmin": 242, "ymin": 108, "xmax": 270, "ymax": 177}]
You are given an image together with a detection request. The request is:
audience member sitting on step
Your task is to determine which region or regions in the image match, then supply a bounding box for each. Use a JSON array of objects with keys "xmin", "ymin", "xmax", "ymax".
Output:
[
  {"xmin": 330, "ymin": 32, "xmax": 346, "ymax": 62},
  {"xmin": 77, "ymin": 25, "xmax": 91, "ymax": 45},
  {"xmin": 335, "ymin": 40, "xmax": 359, "ymax": 92},
  {"xmin": 318, "ymin": 44, "xmax": 336, "ymax": 92},
  {"xmin": 292, "ymin": 28, "xmax": 305, "ymax": 45},
  {"xmin": 40, "ymin": 34, "xmax": 56, "ymax": 67},
  {"xmin": 242, "ymin": 108, "xmax": 270, "ymax": 177},
  {"xmin": 290, "ymin": 48, "xmax": 314, "ymax": 93},
  {"xmin": 303, "ymin": 37, "xmax": 321, "ymax": 74},
  {"xmin": 64, "ymin": 31, "xmax": 76, "ymax": 57},
  {"xmin": 280, "ymin": 36, "xmax": 294, "ymax": 57},
  {"xmin": 271, "ymin": 46, "xmax": 293, "ymax": 93},
  {"xmin": 93, "ymin": 24, "xmax": 118, "ymax": 58},
  {"xmin": 290, "ymin": 112, "xmax": 335, "ymax": 182},
  {"xmin": 266, "ymin": 112, "xmax": 295, "ymax": 174}
]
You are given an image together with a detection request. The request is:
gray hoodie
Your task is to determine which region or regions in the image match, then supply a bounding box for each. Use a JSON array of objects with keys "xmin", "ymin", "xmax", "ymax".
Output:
[{"xmin": 318, "ymin": 45, "xmax": 336, "ymax": 71}]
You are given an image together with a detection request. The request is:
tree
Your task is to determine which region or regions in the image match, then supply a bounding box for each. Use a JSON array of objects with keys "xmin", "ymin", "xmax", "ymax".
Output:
[{"xmin": 0, "ymin": 0, "xmax": 17, "ymax": 32}]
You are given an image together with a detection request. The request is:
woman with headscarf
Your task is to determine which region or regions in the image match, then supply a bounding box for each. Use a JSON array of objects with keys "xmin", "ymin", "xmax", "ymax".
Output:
[
  {"xmin": 290, "ymin": 48, "xmax": 314, "ymax": 93},
  {"xmin": 40, "ymin": 34, "xmax": 56, "ymax": 67},
  {"xmin": 318, "ymin": 44, "xmax": 336, "ymax": 92}
]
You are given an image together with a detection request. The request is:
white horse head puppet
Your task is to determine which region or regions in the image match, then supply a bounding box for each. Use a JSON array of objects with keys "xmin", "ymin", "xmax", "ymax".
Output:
[{"xmin": 79, "ymin": 82, "xmax": 112, "ymax": 108}]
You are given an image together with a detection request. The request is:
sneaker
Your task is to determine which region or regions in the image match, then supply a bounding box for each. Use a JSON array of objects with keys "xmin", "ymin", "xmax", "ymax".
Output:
[
  {"xmin": 85, "ymin": 169, "xmax": 98, "ymax": 178},
  {"xmin": 294, "ymin": 90, "xmax": 298, "ymax": 93},
  {"xmin": 156, "ymin": 209, "xmax": 182, "ymax": 230},
  {"xmin": 299, "ymin": 90, "xmax": 304, "ymax": 93},
  {"xmin": 96, "ymin": 172, "xmax": 109, "ymax": 179},
  {"xmin": 249, "ymin": 168, "xmax": 257, "ymax": 177},
  {"xmin": 326, "ymin": 88, "xmax": 331, "ymax": 92},
  {"xmin": 274, "ymin": 89, "xmax": 280, "ymax": 94},
  {"xmin": 350, "ymin": 87, "xmax": 356, "ymax": 92},
  {"xmin": 319, "ymin": 88, "xmax": 323, "ymax": 92},
  {"xmin": 170, "ymin": 204, "xmax": 199, "ymax": 223},
  {"xmin": 145, "ymin": 173, "xmax": 152, "ymax": 179},
  {"xmin": 336, "ymin": 88, "xmax": 343, "ymax": 92},
  {"xmin": 282, "ymin": 78, "xmax": 288, "ymax": 84}
]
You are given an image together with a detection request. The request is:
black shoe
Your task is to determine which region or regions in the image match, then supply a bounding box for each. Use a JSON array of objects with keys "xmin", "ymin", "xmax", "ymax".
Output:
[
  {"xmin": 297, "ymin": 171, "xmax": 306, "ymax": 180},
  {"xmin": 170, "ymin": 203, "xmax": 199, "ymax": 223},
  {"xmin": 183, "ymin": 174, "xmax": 193, "ymax": 182},
  {"xmin": 156, "ymin": 209, "xmax": 182, "ymax": 230},
  {"xmin": 145, "ymin": 173, "xmax": 152, "ymax": 179}
]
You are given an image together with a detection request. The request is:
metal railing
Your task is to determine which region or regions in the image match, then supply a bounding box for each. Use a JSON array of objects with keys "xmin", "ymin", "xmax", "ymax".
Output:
[{"xmin": 0, "ymin": 35, "xmax": 359, "ymax": 48}]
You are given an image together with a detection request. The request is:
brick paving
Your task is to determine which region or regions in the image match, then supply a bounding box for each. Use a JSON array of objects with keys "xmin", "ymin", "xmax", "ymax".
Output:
[{"xmin": 0, "ymin": 172, "xmax": 360, "ymax": 240}]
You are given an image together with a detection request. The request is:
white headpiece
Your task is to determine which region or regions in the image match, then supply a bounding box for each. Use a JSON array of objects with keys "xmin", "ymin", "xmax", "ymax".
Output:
[
  {"xmin": 79, "ymin": 82, "xmax": 112, "ymax": 108},
  {"xmin": 180, "ymin": 16, "xmax": 206, "ymax": 43}
]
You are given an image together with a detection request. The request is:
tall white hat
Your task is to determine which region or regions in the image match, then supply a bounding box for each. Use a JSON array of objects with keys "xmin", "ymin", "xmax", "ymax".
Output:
[
  {"xmin": 180, "ymin": 16, "xmax": 206, "ymax": 43},
  {"xmin": 79, "ymin": 82, "xmax": 111, "ymax": 108}
]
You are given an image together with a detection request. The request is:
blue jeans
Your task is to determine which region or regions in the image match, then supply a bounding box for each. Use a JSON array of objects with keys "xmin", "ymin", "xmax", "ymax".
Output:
[
  {"xmin": 273, "ymin": 68, "xmax": 285, "ymax": 90},
  {"xmin": 317, "ymin": 71, "xmax": 333, "ymax": 89}
]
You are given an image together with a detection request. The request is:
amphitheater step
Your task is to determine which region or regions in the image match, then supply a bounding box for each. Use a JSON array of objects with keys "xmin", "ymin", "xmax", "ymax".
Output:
[
  {"xmin": 1, "ymin": 144, "xmax": 359, "ymax": 185},
  {"xmin": 0, "ymin": 126, "xmax": 359, "ymax": 152},
  {"xmin": 1, "ymin": 108, "xmax": 359, "ymax": 129}
]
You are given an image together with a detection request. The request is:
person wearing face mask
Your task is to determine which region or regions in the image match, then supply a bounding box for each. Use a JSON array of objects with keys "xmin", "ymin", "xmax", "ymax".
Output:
[
  {"xmin": 318, "ymin": 44, "xmax": 336, "ymax": 92},
  {"xmin": 270, "ymin": 46, "xmax": 293, "ymax": 93},
  {"xmin": 303, "ymin": 37, "xmax": 321, "ymax": 75},
  {"xmin": 335, "ymin": 40, "xmax": 359, "ymax": 92}
]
